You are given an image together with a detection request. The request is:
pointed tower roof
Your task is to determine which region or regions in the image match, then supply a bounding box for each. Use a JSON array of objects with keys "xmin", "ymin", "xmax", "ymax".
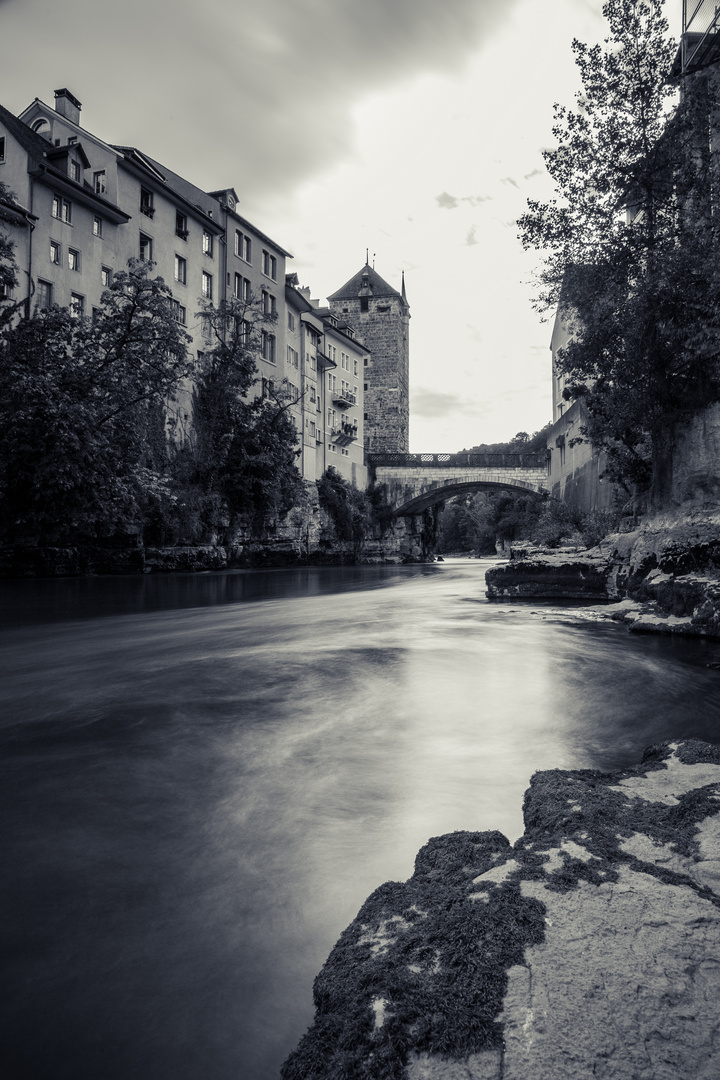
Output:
[{"xmin": 328, "ymin": 264, "xmax": 405, "ymax": 302}]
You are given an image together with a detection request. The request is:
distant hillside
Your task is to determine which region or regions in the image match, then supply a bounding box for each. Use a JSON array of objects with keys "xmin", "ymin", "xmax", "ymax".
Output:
[{"xmin": 459, "ymin": 423, "xmax": 551, "ymax": 456}]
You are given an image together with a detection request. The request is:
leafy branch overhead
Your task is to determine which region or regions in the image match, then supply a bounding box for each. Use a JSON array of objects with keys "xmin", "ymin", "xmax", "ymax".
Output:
[{"xmin": 518, "ymin": 0, "xmax": 720, "ymax": 505}]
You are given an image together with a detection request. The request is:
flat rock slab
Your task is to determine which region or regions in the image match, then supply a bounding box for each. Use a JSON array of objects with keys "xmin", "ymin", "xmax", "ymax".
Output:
[{"xmin": 282, "ymin": 740, "xmax": 720, "ymax": 1080}]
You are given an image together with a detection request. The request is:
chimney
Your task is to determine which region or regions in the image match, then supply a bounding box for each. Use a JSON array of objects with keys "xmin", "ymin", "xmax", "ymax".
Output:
[{"xmin": 54, "ymin": 88, "xmax": 82, "ymax": 126}]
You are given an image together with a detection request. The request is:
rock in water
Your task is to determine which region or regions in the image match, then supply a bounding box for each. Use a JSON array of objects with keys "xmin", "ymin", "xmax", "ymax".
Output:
[{"xmin": 282, "ymin": 740, "xmax": 720, "ymax": 1079}]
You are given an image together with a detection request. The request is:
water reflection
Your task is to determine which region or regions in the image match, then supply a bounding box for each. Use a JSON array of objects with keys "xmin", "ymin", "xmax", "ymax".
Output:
[{"xmin": 1, "ymin": 560, "xmax": 719, "ymax": 1079}]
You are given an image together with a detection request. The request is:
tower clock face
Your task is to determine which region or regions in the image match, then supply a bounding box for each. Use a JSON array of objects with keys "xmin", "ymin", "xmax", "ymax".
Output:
[{"xmin": 227, "ymin": 194, "xmax": 236, "ymax": 210}]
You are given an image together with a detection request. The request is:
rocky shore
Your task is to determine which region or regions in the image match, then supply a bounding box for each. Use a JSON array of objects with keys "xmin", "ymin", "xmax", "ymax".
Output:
[
  {"xmin": 485, "ymin": 510, "xmax": 720, "ymax": 638},
  {"xmin": 282, "ymin": 739, "xmax": 720, "ymax": 1079}
]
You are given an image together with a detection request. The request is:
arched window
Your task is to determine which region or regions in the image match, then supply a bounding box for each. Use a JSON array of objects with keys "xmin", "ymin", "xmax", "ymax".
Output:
[{"xmin": 31, "ymin": 117, "xmax": 50, "ymax": 137}]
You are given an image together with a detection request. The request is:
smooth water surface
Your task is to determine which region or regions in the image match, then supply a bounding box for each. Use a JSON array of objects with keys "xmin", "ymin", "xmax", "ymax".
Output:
[{"xmin": 2, "ymin": 560, "xmax": 719, "ymax": 1079}]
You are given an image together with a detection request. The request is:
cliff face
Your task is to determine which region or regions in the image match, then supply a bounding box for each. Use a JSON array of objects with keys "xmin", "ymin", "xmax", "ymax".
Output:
[{"xmin": 282, "ymin": 740, "xmax": 720, "ymax": 1079}]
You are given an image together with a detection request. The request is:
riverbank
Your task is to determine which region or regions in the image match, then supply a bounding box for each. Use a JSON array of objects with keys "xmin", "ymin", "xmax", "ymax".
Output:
[
  {"xmin": 485, "ymin": 508, "xmax": 720, "ymax": 639},
  {"xmin": 0, "ymin": 534, "xmax": 423, "ymax": 577},
  {"xmin": 282, "ymin": 739, "xmax": 720, "ymax": 1079}
]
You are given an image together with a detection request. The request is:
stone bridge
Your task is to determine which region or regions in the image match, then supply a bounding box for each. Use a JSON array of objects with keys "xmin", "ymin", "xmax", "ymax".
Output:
[{"xmin": 370, "ymin": 452, "xmax": 549, "ymax": 516}]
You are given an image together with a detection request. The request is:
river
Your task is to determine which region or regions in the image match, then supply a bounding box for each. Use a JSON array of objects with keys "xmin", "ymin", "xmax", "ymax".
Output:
[{"xmin": 2, "ymin": 558, "xmax": 719, "ymax": 1079}]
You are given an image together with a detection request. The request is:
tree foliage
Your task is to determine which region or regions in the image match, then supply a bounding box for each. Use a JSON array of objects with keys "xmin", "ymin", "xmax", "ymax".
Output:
[
  {"xmin": 518, "ymin": 0, "xmax": 720, "ymax": 505},
  {"xmin": 188, "ymin": 297, "xmax": 304, "ymax": 537},
  {"xmin": 0, "ymin": 261, "xmax": 191, "ymax": 542}
]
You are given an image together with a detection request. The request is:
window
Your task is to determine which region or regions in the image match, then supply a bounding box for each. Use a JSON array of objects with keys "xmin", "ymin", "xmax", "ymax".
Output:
[
  {"xmin": 140, "ymin": 189, "xmax": 154, "ymax": 217},
  {"xmin": 309, "ymin": 420, "xmax": 316, "ymax": 438},
  {"xmin": 310, "ymin": 356, "xmax": 316, "ymax": 371},
  {"xmin": 354, "ymin": 358, "xmax": 359, "ymax": 375},
  {"xmin": 31, "ymin": 117, "xmax": 50, "ymax": 135},
  {"xmin": 202, "ymin": 231, "xmax": 213, "ymax": 256},
  {"xmin": 201, "ymin": 314, "xmax": 213, "ymax": 340},
  {"xmin": 175, "ymin": 254, "xmax": 187, "ymax": 284},
  {"xmin": 52, "ymin": 194, "xmax": 72, "ymax": 223},
  {"xmin": 261, "ymin": 377, "xmax": 274, "ymax": 398},
  {"xmin": 101, "ymin": 266, "xmax": 112, "ymax": 287},
  {"xmin": 0, "ymin": 136, "xmax": 4, "ymax": 162},
  {"xmin": 262, "ymin": 250, "xmax": 277, "ymax": 280},
  {"xmin": 235, "ymin": 230, "xmax": 251, "ymax": 262},
  {"xmin": 70, "ymin": 293, "xmax": 84, "ymax": 318},
  {"xmin": 67, "ymin": 248, "xmax": 80, "ymax": 271},
  {"xmin": 50, "ymin": 241, "xmax": 61, "ymax": 265},
  {"xmin": 233, "ymin": 273, "xmax": 250, "ymax": 302},
  {"xmin": 70, "ymin": 160, "xmax": 81, "ymax": 182},
  {"xmin": 261, "ymin": 290, "xmax": 276, "ymax": 317},
  {"xmin": 287, "ymin": 311, "xmax": 295, "ymax": 331},
  {"xmin": 310, "ymin": 386, "xmax": 316, "ymax": 403},
  {"xmin": 175, "ymin": 211, "xmax": 188, "ymax": 239},
  {"xmin": 36, "ymin": 280, "xmax": 52, "ymax": 309},
  {"xmin": 364, "ymin": 357, "xmax": 368, "ymax": 366},
  {"xmin": 360, "ymin": 298, "xmax": 369, "ymax": 312},
  {"xmin": 202, "ymin": 271, "xmax": 212, "ymax": 299},
  {"xmin": 93, "ymin": 216, "xmax": 103, "ymax": 237},
  {"xmin": 261, "ymin": 330, "xmax": 276, "ymax": 363},
  {"xmin": 171, "ymin": 300, "xmax": 187, "ymax": 325},
  {"xmin": 93, "ymin": 171, "xmax": 106, "ymax": 195},
  {"xmin": 287, "ymin": 345, "xmax": 299, "ymax": 368}
]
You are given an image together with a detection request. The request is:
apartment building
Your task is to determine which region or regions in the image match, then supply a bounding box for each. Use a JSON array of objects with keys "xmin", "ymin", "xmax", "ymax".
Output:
[
  {"xmin": 284, "ymin": 277, "xmax": 368, "ymax": 487},
  {"xmin": 0, "ymin": 88, "xmax": 372, "ymax": 490}
]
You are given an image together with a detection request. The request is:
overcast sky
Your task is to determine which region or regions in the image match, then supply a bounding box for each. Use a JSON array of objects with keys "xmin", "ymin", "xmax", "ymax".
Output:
[{"xmin": 2, "ymin": 0, "xmax": 682, "ymax": 449}]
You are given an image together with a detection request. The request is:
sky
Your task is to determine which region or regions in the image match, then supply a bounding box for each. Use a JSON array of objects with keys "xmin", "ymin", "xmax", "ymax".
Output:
[{"xmin": 2, "ymin": 0, "xmax": 683, "ymax": 450}]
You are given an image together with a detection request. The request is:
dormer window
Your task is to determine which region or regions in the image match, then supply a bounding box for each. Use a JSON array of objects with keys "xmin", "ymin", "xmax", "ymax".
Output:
[
  {"xmin": 175, "ymin": 212, "xmax": 188, "ymax": 240},
  {"xmin": 70, "ymin": 160, "xmax": 81, "ymax": 182}
]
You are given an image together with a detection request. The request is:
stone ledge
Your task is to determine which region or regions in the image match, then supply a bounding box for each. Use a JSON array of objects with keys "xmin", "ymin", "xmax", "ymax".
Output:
[{"xmin": 282, "ymin": 740, "xmax": 720, "ymax": 1080}]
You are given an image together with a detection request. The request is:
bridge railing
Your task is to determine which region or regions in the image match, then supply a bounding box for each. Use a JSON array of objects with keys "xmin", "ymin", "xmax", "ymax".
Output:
[{"xmin": 369, "ymin": 452, "xmax": 548, "ymax": 469}]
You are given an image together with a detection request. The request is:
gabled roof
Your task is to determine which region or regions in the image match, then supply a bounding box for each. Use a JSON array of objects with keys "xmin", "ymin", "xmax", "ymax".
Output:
[
  {"xmin": 0, "ymin": 102, "xmax": 56, "ymax": 164},
  {"xmin": 327, "ymin": 264, "xmax": 404, "ymax": 302},
  {"xmin": 46, "ymin": 142, "xmax": 92, "ymax": 169}
]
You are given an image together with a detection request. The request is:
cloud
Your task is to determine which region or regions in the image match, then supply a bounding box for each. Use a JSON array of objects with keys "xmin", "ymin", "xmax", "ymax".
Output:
[
  {"xmin": 436, "ymin": 191, "xmax": 460, "ymax": 209},
  {"xmin": 464, "ymin": 226, "xmax": 478, "ymax": 246},
  {"xmin": 0, "ymin": 0, "xmax": 524, "ymax": 214},
  {"xmin": 500, "ymin": 176, "xmax": 520, "ymax": 189},
  {"xmin": 523, "ymin": 168, "xmax": 542, "ymax": 179},
  {"xmin": 411, "ymin": 388, "xmax": 491, "ymax": 419},
  {"xmin": 462, "ymin": 194, "xmax": 492, "ymax": 205}
]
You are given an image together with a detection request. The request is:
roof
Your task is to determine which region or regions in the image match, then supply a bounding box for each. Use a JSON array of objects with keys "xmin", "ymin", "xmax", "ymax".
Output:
[
  {"xmin": 111, "ymin": 146, "xmax": 222, "ymax": 231},
  {"xmin": 0, "ymin": 102, "xmax": 57, "ymax": 163},
  {"xmin": 327, "ymin": 264, "xmax": 405, "ymax": 302}
]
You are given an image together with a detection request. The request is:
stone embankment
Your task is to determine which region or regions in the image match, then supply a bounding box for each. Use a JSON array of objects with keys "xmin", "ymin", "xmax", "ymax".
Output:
[
  {"xmin": 282, "ymin": 740, "xmax": 720, "ymax": 1079},
  {"xmin": 485, "ymin": 510, "xmax": 720, "ymax": 638}
]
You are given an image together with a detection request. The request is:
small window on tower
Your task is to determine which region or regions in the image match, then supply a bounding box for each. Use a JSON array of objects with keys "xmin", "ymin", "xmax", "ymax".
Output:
[{"xmin": 360, "ymin": 298, "xmax": 369, "ymax": 312}]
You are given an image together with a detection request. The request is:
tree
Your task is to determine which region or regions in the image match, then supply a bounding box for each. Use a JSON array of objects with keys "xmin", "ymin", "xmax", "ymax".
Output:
[
  {"xmin": 0, "ymin": 179, "xmax": 21, "ymax": 329},
  {"xmin": 0, "ymin": 260, "xmax": 191, "ymax": 543},
  {"xmin": 188, "ymin": 297, "xmax": 303, "ymax": 537},
  {"xmin": 518, "ymin": 0, "xmax": 720, "ymax": 506}
]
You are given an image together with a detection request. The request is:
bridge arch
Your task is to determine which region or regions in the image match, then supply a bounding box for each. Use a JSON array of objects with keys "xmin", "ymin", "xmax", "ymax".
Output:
[
  {"xmin": 370, "ymin": 452, "xmax": 550, "ymax": 517},
  {"xmin": 393, "ymin": 477, "xmax": 546, "ymax": 517}
]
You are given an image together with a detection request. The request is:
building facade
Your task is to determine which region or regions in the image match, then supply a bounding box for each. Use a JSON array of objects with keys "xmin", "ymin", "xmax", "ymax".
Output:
[
  {"xmin": 327, "ymin": 264, "xmax": 409, "ymax": 454},
  {"xmin": 0, "ymin": 90, "xmax": 390, "ymax": 493}
]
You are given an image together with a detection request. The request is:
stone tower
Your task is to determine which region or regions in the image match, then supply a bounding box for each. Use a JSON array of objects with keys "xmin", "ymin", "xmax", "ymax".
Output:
[{"xmin": 327, "ymin": 263, "xmax": 410, "ymax": 454}]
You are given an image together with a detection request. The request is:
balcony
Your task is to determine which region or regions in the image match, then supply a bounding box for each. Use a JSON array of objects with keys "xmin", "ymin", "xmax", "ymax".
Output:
[
  {"xmin": 332, "ymin": 422, "xmax": 358, "ymax": 447},
  {"xmin": 331, "ymin": 387, "xmax": 357, "ymax": 408},
  {"xmin": 316, "ymin": 349, "xmax": 336, "ymax": 370}
]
